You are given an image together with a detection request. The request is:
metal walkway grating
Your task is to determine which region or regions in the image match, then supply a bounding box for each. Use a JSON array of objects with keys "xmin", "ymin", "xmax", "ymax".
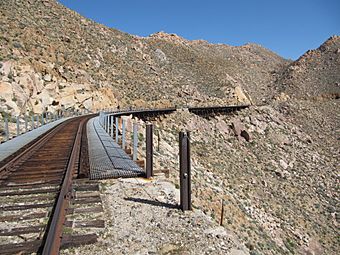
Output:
[{"xmin": 87, "ymin": 117, "xmax": 145, "ymax": 180}]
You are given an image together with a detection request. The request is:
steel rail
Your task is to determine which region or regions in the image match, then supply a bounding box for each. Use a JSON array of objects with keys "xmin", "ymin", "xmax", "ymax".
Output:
[
  {"xmin": 41, "ymin": 117, "xmax": 86, "ymax": 255},
  {"xmin": 0, "ymin": 120, "xmax": 71, "ymax": 179}
]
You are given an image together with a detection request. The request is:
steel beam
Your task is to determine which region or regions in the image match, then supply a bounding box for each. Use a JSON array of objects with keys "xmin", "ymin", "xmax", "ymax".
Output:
[
  {"xmin": 133, "ymin": 122, "xmax": 138, "ymax": 161},
  {"xmin": 146, "ymin": 123, "xmax": 153, "ymax": 178},
  {"xmin": 179, "ymin": 131, "xmax": 191, "ymax": 211}
]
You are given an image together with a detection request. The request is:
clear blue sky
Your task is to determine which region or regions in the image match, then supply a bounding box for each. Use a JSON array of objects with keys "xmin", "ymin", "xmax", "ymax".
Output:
[{"xmin": 58, "ymin": 0, "xmax": 339, "ymax": 60}]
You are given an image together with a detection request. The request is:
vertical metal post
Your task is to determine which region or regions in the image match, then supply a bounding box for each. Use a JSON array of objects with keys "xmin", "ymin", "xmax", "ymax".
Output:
[
  {"xmin": 179, "ymin": 131, "xmax": 191, "ymax": 211},
  {"xmin": 25, "ymin": 115, "xmax": 28, "ymax": 132},
  {"xmin": 31, "ymin": 115, "xmax": 35, "ymax": 130},
  {"xmin": 157, "ymin": 129, "xmax": 160, "ymax": 152},
  {"xmin": 41, "ymin": 113, "xmax": 44, "ymax": 126},
  {"xmin": 122, "ymin": 118, "xmax": 126, "ymax": 149},
  {"xmin": 107, "ymin": 115, "xmax": 111, "ymax": 134},
  {"xmin": 110, "ymin": 115, "xmax": 114, "ymax": 138},
  {"xmin": 36, "ymin": 115, "xmax": 39, "ymax": 127},
  {"xmin": 133, "ymin": 122, "xmax": 138, "ymax": 161},
  {"xmin": 146, "ymin": 123, "xmax": 153, "ymax": 178},
  {"xmin": 4, "ymin": 116, "xmax": 9, "ymax": 141},
  {"xmin": 115, "ymin": 117, "xmax": 119, "ymax": 143},
  {"xmin": 106, "ymin": 115, "xmax": 109, "ymax": 133},
  {"xmin": 16, "ymin": 116, "xmax": 20, "ymax": 136}
]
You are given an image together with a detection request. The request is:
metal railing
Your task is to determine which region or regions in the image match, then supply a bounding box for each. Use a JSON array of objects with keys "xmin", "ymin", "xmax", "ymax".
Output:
[{"xmin": 0, "ymin": 109, "xmax": 91, "ymax": 143}]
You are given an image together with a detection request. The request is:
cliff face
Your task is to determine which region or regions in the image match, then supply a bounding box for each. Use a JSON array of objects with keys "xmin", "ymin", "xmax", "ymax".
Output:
[{"xmin": 0, "ymin": 0, "xmax": 291, "ymax": 116}]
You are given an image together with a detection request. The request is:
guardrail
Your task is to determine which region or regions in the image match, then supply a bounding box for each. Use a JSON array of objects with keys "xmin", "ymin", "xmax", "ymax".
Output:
[{"xmin": 0, "ymin": 109, "xmax": 91, "ymax": 143}]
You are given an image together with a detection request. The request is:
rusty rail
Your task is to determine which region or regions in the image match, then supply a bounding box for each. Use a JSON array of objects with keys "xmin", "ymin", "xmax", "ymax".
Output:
[
  {"xmin": 41, "ymin": 118, "xmax": 86, "ymax": 254},
  {"xmin": 0, "ymin": 115, "xmax": 95, "ymax": 254}
]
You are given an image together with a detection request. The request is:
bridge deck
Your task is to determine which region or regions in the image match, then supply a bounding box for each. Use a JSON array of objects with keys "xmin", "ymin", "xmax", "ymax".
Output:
[{"xmin": 87, "ymin": 117, "xmax": 144, "ymax": 180}]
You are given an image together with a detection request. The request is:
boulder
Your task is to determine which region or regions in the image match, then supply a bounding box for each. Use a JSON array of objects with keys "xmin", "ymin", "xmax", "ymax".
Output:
[
  {"xmin": 0, "ymin": 81, "xmax": 13, "ymax": 101},
  {"xmin": 234, "ymin": 86, "xmax": 252, "ymax": 105},
  {"xmin": 60, "ymin": 95, "xmax": 76, "ymax": 109},
  {"xmin": 43, "ymin": 74, "xmax": 52, "ymax": 82}
]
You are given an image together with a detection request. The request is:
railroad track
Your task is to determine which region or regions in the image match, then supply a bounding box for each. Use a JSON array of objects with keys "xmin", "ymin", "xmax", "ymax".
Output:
[{"xmin": 0, "ymin": 116, "xmax": 104, "ymax": 255}]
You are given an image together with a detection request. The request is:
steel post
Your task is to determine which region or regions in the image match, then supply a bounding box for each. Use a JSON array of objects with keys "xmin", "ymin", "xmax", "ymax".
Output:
[
  {"xmin": 41, "ymin": 113, "xmax": 44, "ymax": 126},
  {"xmin": 115, "ymin": 117, "xmax": 119, "ymax": 143},
  {"xmin": 133, "ymin": 122, "xmax": 138, "ymax": 161},
  {"xmin": 4, "ymin": 116, "xmax": 9, "ymax": 141},
  {"xmin": 179, "ymin": 131, "xmax": 191, "ymax": 211},
  {"xmin": 16, "ymin": 116, "xmax": 20, "ymax": 136},
  {"xmin": 36, "ymin": 115, "xmax": 39, "ymax": 127},
  {"xmin": 107, "ymin": 115, "xmax": 109, "ymax": 133},
  {"xmin": 122, "ymin": 118, "xmax": 126, "ymax": 149},
  {"xmin": 146, "ymin": 123, "xmax": 153, "ymax": 178},
  {"xmin": 110, "ymin": 115, "xmax": 114, "ymax": 138}
]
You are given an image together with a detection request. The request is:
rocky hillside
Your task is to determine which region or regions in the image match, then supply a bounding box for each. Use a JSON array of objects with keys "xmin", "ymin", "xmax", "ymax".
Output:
[
  {"xmin": 275, "ymin": 36, "xmax": 340, "ymax": 99},
  {"xmin": 0, "ymin": 0, "xmax": 290, "ymax": 116},
  {"xmin": 131, "ymin": 103, "xmax": 338, "ymax": 255}
]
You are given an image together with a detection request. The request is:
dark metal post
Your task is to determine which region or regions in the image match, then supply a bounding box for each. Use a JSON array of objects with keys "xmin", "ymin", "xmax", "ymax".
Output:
[
  {"xmin": 133, "ymin": 122, "xmax": 138, "ymax": 161},
  {"xmin": 157, "ymin": 129, "xmax": 160, "ymax": 152},
  {"xmin": 106, "ymin": 115, "xmax": 109, "ymax": 133},
  {"xmin": 115, "ymin": 117, "xmax": 119, "ymax": 143},
  {"xmin": 122, "ymin": 118, "xmax": 126, "ymax": 149},
  {"xmin": 179, "ymin": 131, "xmax": 191, "ymax": 211},
  {"xmin": 110, "ymin": 115, "xmax": 114, "ymax": 138},
  {"xmin": 146, "ymin": 123, "xmax": 153, "ymax": 178}
]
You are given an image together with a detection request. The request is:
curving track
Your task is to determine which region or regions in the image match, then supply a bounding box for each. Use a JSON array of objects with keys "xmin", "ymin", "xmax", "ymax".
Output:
[{"xmin": 0, "ymin": 115, "xmax": 99, "ymax": 255}]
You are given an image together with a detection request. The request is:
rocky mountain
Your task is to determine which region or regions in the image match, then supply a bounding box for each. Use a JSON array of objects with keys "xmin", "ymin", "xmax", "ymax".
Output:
[
  {"xmin": 275, "ymin": 36, "xmax": 340, "ymax": 100},
  {"xmin": 0, "ymin": 0, "xmax": 290, "ymax": 116}
]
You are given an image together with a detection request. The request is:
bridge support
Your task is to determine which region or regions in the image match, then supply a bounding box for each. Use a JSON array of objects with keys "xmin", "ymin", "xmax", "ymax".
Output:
[
  {"xmin": 115, "ymin": 117, "xmax": 119, "ymax": 143},
  {"xmin": 179, "ymin": 130, "xmax": 191, "ymax": 211},
  {"xmin": 122, "ymin": 118, "xmax": 126, "ymax": 149},
  {"xmin": 133, "ymin": 122, "xmax": 138, "ymax": 161},
  {"xmin": 110, "ymin": 115, "xmax": 114, "ymax": 138},
  {"xmin": 146, "ymin": 123, "xmax": 153, "ymax": 178}
]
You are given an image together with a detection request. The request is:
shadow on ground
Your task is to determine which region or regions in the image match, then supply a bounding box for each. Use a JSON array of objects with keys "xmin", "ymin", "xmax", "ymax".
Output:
[{"xmin": 124, "ymin": 197, "xmax": 179, "ymax": 209}]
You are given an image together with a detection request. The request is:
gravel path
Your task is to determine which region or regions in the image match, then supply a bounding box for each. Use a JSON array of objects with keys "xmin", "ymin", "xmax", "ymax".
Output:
[{"xmin": 61, "ymin": 175, "xmax": 248, "ymax": 255}]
